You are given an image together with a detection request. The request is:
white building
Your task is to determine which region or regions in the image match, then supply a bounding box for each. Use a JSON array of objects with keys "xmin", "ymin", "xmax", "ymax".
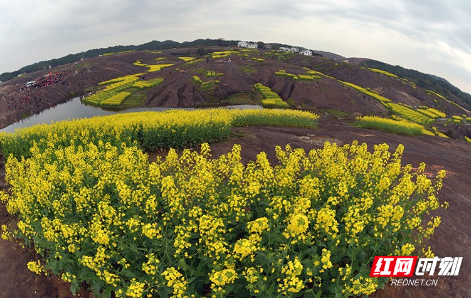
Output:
[
  {"xmin": 279, "ymin": 47, "xmax": 290, "ymax": 52},
  {"xmin": 290, "ymin": 47, "xmax": 299, "ymax": 53},
  {"xmin": 238, "ymin": 41, "xmax": 258, "ymax": 49},
  {"xmin": 247, "ymin": 43, "xmax": 258, "ymax": 49},
  {"xmin": 238, "ymin": 41, "xmax": 248, "ymax": 48},
  {"xmin": 300, "ymin": 49, "xmax": 312, "ymax": 56}
]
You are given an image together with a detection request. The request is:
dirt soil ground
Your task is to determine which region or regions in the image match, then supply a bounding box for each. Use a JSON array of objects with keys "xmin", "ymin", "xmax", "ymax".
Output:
[{"xmin": 1, "ymin": 117, "xmax": 470, "ymax": 297}]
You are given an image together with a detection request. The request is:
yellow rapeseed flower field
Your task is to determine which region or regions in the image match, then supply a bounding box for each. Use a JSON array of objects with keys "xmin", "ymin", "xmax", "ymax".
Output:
[
  {"xmin": 356, "ymin": 115, "xmax": 426, "ymax": 135},
  {"xmin": 0, "ymin": 109, "xmax": 446, "ymax": 297}
]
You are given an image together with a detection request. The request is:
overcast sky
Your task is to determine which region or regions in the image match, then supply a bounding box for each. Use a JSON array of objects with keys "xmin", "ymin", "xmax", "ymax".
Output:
[{"xmin": 2, "ymin": 0, "xmax": 471, "ymax": 93}]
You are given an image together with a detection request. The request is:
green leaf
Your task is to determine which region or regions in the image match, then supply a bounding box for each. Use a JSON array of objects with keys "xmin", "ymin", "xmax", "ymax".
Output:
[
  {"xmin": 303, "ymin": 289, "xmax": 317, "ymax": 298},
  {"xmin": 70, "ymin": 280, "xmax": 80, "ymax": 295},
  {"xmin": 256, "ymin": 253, "xmax": 273, "ymax": 266},
  {"xmin": 328, "ymin": 283, "xmax": 338, "ymax": 294}
]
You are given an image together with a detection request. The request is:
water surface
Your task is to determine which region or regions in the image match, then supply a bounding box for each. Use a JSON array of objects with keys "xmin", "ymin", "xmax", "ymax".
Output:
[{"xmin": 1, "ymin": 97, "xmax": 262, "ymax": 133}]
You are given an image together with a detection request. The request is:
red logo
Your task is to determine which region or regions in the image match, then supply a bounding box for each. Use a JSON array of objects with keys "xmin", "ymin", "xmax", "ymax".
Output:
[{"xmin": 370, "ymin": 256, "xmax": 418, "ymax": 277}]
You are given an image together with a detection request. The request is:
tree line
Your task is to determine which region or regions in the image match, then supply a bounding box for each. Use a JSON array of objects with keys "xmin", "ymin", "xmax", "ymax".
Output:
[{"xmin": 361, "ymin": 59, "xmax": 471, "ymax": 110}]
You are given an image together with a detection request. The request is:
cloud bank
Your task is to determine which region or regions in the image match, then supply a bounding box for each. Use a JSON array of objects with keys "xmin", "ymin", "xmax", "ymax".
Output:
[{"xmin": 1, "ymin": 0, "xmax": 471, "ymax": 92}]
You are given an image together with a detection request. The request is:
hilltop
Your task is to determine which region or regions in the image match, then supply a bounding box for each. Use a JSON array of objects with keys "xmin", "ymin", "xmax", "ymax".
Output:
[{"xmin": 1, "ymin": 45, "xmax": 471, "ymax": 140}]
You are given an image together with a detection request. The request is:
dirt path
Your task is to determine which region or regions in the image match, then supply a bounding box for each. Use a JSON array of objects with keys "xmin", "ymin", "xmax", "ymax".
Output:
[{"xmin": 1, "ymin": 121, "xmax": 470, "ymax": 297}]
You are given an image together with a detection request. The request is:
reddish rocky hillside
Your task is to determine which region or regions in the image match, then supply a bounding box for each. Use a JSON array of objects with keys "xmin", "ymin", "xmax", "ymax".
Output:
[{"xmin": 1, "ymin": 47, "xmax": 470, "ymax": 131}]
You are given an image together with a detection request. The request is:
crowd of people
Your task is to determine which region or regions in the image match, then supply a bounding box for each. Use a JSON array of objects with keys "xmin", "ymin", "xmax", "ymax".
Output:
[
  {"xmin": 1, "ymin": 70, "xmax": 70, "ymax": 111},
  {"xmin": 28, "ymin": 70, "xmax": 69, "ymax": 88},
  {"xmin": 3, "ymin": 94, "xmax": 42, "ymax": 110}
]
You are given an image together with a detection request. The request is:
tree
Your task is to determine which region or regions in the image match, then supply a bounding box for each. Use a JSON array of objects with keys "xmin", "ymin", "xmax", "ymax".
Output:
[{"xmin": 197, "ymin": 47, "xmax": 209, "ymax": 56}]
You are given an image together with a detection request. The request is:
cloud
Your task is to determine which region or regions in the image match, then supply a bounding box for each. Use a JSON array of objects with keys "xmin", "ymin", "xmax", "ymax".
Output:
[{"xmin": 1, "ymin": 0, "xmax": 471, "ymax": 93}]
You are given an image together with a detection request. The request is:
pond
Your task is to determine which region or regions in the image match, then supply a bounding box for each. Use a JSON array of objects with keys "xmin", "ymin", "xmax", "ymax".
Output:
[{"xmin": 1, "ymin": 97, "xmax": 262, "ymax": 133}]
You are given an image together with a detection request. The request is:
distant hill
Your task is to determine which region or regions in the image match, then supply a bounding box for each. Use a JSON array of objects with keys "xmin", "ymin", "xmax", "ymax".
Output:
[
  {"xmin": 0, "ymin": 39, "xmax": 238, "ymax": 83},
  {"xmin": 312, "ymin": 50, "xmax": 346, "ymax": 61},
  {"xmin": 2, "ymin": 41, "xmax": 471, "ymax": 137},
  {"xmin": 7, "ymin": 38, "xmax": 471, "ymax": 112},
  {"xmin": 359, "ymin": 59, "xmax": 471, "ymax": 110}
]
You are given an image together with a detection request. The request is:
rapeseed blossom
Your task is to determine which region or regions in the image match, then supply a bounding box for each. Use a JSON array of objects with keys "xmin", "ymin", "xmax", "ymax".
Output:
[{"xmin": 0, "ymin": 110, "xmax": 447, "ymax": 298}]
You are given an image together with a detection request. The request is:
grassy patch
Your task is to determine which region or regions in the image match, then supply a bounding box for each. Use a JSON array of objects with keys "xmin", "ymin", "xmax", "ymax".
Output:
[
  {"xmin": 324, "ymin": 109, "xmax": 350, "ymax": 117},
  {"xmin": 223, "ymin": 93, "xmax": 258, "ymax": 105},
  {"xmin": 121, "ymin": 91, "xmax": 147, "ymax": 108},
  {"xmin": 205, "ymin": 70, "xmax": 223, "ymax": 78},
  {"xmin": 426, "ymin": 90, "xmax": 447, "ymax": 100},
  {"xmin": 430, "ymin": 126, "xmax": 449, "ymax": 138},
  {"xmin": 74, "ymin": 61, "xmax": 92, "ymax": 70},
  {"xmin": 0, "ymin": 109, "xmax": 319, "ymax": 157},
  {"xmin": 229, "ymin": 129, "xmax": 247, "ymax": 138},
  {"xmin": 239, "ymin": 65, "xmax": 257, "ymax": 74},
  {"xmin": 191, "ymin": 67, "xmax": 207, "ymax": 74},
  {"xmin": 191, "ymin": 75, "xmax": 203, "ymax": 85}
]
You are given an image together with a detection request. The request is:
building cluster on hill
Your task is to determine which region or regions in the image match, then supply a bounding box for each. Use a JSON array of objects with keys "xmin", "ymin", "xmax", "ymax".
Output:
[
  {"xmin": 278, "ymin": 46, "xmax": 312, "ymax": 56},
  {"xmin": 237, "ymin": 41, "xmax": 258, "ymax": 49},
  {"xmin": 238, "ymin": 40, "xmax": 313, "ymax": 56}
]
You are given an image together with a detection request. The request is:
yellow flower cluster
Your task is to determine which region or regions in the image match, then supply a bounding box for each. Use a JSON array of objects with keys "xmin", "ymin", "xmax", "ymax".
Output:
[
  {"xmin": 84, "ymin": 74, "xmax": 141, "ymax": 106},
  {"xmin": 279, "ymin": 257, "xmax": 304, "ymax": 294},
  {"xmin": 417, "ymin": 107, "xmax": 446, "ymax": 118},
  {"xmin": 368, "ymin": 68, "xmax": 399, "ymax": 78},
  {"xmin": 243, "ymin": 267, "xmax": 259, "ymax": 284},
  {"xmin": 255, "ymin": 83, "xmax": 290, "ymax": 108},
  {"xmin": 211, "ymin": 51, "xmax": 238, "ymax": 58},
  {"xmin": 340, "ymin": 80, "xmax": 392, "ymax": 104},
  {"xmin": 83, "ymin": 72, "xmax": 164, "ymax": 107},
  {"xmin": 356, "ymin": 115, "xmax": 427, "ymax": 136},
  {"xmin": 125, "ymin": 278, "xmax": 146, "ymax": 298},
  {"xmin": 321, "ymin": 248, "xmax": 333, "ymax": 270},
  {"xmin": 345, "ymin": 276, "xmax": 378, "ymax": 296},
  {"xmin": 284, "ymin": 213, "xmax": 309, "ymax": 239},
  {"xmin": 0, "ymin": 124, "xmax": 447, "ymax": 297},
  {"xmin": 133, "ymin": 61, "xmax": 173, "ymax": 72},
  {"xmin": 0, "ymin": 108, "xmax": 319, "ymax": 158},
  {"xmin": 27, "ymin": 260, "xmax": 44, "ymax": 274},
  {"xmin": 247, "ymin": 217, "xmax": 269, "ymax": 234},
  {"xmin": 275, "ymin": 69, "xmax": 319, "ymax": 81},
  {"xmin": 162, "ymin": 267, "xmax": 189, "ymax": 298},
  {"xmin": 133, "ymin": 77, "xmax": 164, "ymax": 89},
  {"xmin": 387, "ymin": 103, "xmax": 433, "ymax": 125}
]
